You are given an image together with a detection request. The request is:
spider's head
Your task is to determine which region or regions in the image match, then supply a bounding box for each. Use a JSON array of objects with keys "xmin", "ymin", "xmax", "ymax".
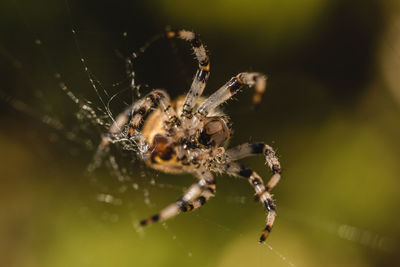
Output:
[{"xmin": 197, "ymin": 117, "xmax": 231, "ymax": 147}]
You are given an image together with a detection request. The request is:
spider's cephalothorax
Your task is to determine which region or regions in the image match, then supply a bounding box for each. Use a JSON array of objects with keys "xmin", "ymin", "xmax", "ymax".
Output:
[{"xmin": 100, "ymin": 30, "xmax": 282, "ymax": 243}]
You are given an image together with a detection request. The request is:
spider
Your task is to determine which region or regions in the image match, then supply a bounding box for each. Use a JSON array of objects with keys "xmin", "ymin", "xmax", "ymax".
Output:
[{"xmin": 100, "ymin": 30, "xmax": 282, "ymax": 243}]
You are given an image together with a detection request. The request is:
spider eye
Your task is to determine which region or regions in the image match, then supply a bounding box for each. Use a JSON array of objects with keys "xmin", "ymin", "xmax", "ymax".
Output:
[{"xmin": 198, "ymin": 117, "xmax": 230, "ymax": 147}]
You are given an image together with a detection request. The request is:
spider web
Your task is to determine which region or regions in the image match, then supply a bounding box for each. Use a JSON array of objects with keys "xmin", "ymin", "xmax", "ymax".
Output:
[{"xmin": 0, "ymin": 1, "xmax": 398, "ymax": 267}]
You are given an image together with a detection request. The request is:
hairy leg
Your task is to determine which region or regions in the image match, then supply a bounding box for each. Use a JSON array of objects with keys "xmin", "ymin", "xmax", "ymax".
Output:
[
  {"xmin": 226, "ymin": 142, "xmax": 281, "ymax": 191},
  {"xmin": 219, "ymin": 162, "xmax": 276, "ymax": 242},
  {"xmin": 126, "ymin": 89, "xmax": 179, "ymax": 138},
  {"xmin": 197, "ymin": 72, "xmax": 267, "ymax": 117},
  {"xmin": 179, "ymin": 175, "xmax": 216, "ymax": 213},
  {"xmin": 140, "ymin": 171, "xmax": 215, "ymax": 225},
  {"xmin": 167, "ymin": 30, "xmax": 210, "ymax": 119},
  {"xmin": 90, "ymin": 90, "xmax": 178, "ymax": 171}
]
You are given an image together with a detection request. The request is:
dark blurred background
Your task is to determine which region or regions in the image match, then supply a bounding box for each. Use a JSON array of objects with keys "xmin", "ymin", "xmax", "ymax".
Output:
[{"xmin": 0, "ymin": 0, "xmax": 399, "ymax": 266}]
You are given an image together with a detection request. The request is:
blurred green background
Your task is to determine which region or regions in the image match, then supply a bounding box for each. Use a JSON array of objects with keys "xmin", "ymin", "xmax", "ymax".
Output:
[{"xmin": 1, "ymin": 0, "xmax": 400, "ymax": 266}]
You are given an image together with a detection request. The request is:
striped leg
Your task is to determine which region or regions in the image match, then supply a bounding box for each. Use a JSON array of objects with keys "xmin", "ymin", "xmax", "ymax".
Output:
[
  {"xmin": 140, "ymin": 171, "xmax": 214, "ymax": 226},
  {"xmin": 222, "ymin": 162, "xmax": 276, "ymax": 243},
  {"xmin": 180, "ymin": 176, "xmax": 216, "ymax": 213},
  {"xmin": 197, "ymin": 72, "xmax": 267, "ymax": 117},
  {"xmin": 92, "ymin": 90, "xmax": 179, "ymax": 170},
  {"xmin": 226, "ymin": 142, "xmax": 281, "ymax": 191},
  {"xmin": 127, "ymin": 89, "xmax": 179, "ymax": 138},
  {"xmin": 99, "ymin": 90, "xmax": 175, "ymax": 145},
  {"xmin": 166, "ymin": 30, "xmax": 210, "ymax": 119}
]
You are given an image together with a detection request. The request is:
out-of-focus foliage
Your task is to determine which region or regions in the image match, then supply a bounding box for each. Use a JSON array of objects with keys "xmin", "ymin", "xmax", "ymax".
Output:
[{"xmin": 0, "ymin": 0, "xmax": 399, "ymax": 267}]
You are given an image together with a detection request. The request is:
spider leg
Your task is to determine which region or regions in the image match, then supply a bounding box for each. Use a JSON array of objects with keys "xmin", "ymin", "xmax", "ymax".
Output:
[
  {"xmin": 98, "ymin": 90, "xmax": 169, "ymax": 145},
  {"xmin": 196, "ymin": 72, "xmax": 267, "ymax": 117},
  {"xmin": 126, "ymin": 89, "xmax": 180, "ymax": 138},
  {"xmin": 166, "ymin": 30, "xmax": 210, "ymax": 119},
  {"xmin": 140, "ymin": 171, "xmax": 214, "ymax": 226},
  {"xmin": 220, "ymin": 162, "xmax": 276, "ymax": 243},
  {"xmin": 91, "ymin": 90, "xmax": 179, "ymax": 170},
  {"xmin": 226, "ymin": 142, "xmax": 281, "ymax": 191},
  {"xmin": 180, "ymin": 176, "xmax": 216, "ymax": 213}
]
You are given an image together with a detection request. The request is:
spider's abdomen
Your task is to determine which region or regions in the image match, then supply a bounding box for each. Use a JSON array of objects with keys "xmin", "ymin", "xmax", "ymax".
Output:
[
  {"xmin": 141, "ymin": 96, "xmax": 188, "ymax": 174},
  {"xmin": 145, "ymin": 134, "xmax": 185, "ymax": 174}
]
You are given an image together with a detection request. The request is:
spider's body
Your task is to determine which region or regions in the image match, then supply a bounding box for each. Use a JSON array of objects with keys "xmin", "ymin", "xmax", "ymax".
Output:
[
  {"xmin": 100, "ymin": 30, "xmax": 282, "ymax": 243},
  {"xmin": 142, "ymin": 96, "xmax": 229, "ymax": 174}
]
